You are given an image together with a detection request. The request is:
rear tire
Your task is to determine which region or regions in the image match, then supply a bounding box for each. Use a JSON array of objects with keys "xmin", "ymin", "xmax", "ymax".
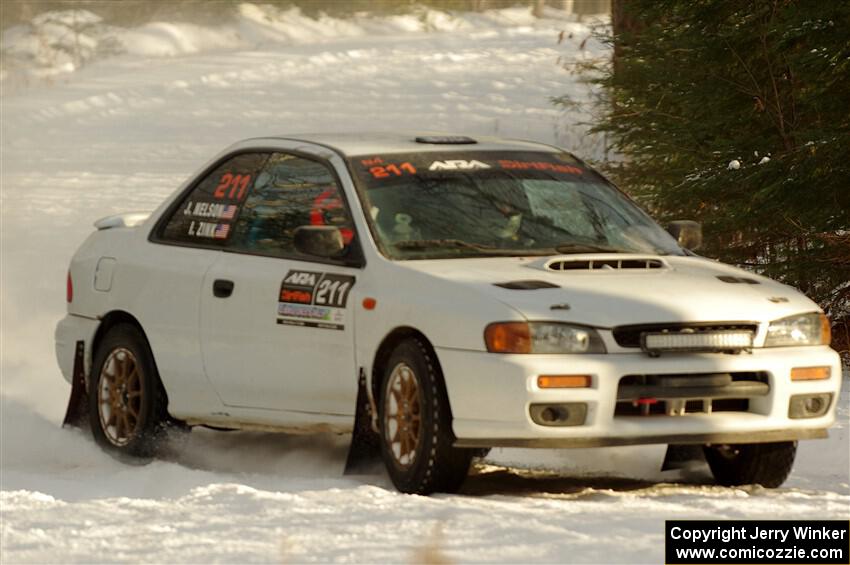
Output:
[
  {"xmin": 378, "ymin": 338, "xmax": 473, "ymax": 494},
  {"xmin": 703, "ymin": 441, "xmax": 796, "ymax": 488},
  {"xmin": 88, "ymin": 324, "xmax": 167, "ymax": 458}
]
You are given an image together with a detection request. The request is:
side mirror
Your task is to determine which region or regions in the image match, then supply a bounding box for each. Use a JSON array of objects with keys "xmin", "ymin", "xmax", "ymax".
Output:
[
  {"xmin": 666, "ymin": 220, "xmax": 703, "ymax": 250},
  {"xmin": 293, "ymin": 226, "xmax": 345, "ymax": 257}
]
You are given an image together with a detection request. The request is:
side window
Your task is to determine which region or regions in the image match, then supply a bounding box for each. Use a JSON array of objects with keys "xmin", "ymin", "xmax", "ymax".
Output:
[
  {"xmin": 228, "ymin": 153, "xmax": 355, "ymax": 258},
  {"xmin": 160, "ymin": 153, "xmax": 269, "ymax": 245}
]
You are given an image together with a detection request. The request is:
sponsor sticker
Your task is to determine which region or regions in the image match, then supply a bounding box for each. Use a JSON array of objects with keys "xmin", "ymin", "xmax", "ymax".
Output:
[
  {"xmin": 276, "ymin": 303, "xmax": 345, "ymax": 330},
  {"xmin": 277, "ymin": 270, "xmax": 355, "ymax": 330},
  {"xmin": 428, "ymin": 159, "xmax": 490, "ymax": 171},
  {"xmin": 497, "ymin": 160, "xmax": 583, "ymax": 175}
]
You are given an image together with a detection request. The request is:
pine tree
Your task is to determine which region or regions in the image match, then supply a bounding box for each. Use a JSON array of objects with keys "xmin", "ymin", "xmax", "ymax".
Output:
[{"xmin": 575, "ymin": 0, "xmax": 850, "ymax": 347}]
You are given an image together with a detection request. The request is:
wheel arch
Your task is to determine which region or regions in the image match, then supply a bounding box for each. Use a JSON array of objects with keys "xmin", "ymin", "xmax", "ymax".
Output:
[
  {"xmin": 91, "ymin": 311, "xmax": 145, "ymax": 364},
  {"xmin": 90, "ymin": 311, "xmax": 169, "ymax": 407},
  {"xmin": 370, "ymin": 326, "xmax": 443, "ymax": 408},
  {"xmin": 368, "ymin": 326, "xmax": 473, "ymax": 493}
]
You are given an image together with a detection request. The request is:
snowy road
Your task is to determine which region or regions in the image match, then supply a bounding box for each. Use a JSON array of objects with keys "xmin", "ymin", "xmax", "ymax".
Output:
[{"xmin": 1, "ymin": 7, "xmax": 848, "ymax": 563}]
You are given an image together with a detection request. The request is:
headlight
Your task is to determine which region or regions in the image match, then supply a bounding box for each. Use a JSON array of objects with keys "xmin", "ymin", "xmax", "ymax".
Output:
[
  {"xmin": 764, "ymin": 312, "xmax": 831, "ymax": 347},
  {"xmin": 484, "ymin": 322, "xmax": 606, "ymax": 354}
]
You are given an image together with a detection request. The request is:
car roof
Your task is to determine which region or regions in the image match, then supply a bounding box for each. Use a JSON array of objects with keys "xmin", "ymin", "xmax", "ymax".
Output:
[{"xmin": 247, "ymin": 132, "xmax": 562, "ymax": 157}]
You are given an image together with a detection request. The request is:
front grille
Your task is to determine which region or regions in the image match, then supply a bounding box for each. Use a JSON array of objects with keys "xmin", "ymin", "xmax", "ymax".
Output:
[
  {"xmin": 612, "ymin": 322, "xmax": 759, "ymax": 348},
  {"xmin": 615, "ymin": 398, "xmax": 749, "ymax": 416},
  {"xmin": 613, "ymin": 372, "xmax": 768, "ymax": 417}
]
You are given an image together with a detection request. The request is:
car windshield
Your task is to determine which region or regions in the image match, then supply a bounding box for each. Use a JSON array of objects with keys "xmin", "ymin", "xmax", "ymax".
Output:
[{"xmin": 348, "ymin": 150, "xmax": 684, "ymax": 260}]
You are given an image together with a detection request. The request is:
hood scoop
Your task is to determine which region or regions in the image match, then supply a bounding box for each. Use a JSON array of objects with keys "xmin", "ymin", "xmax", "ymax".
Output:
[
  {"xmin": 544, "ymin": 257, "xmax": 666, "ymax": 272},
  {"xmin": 717, "ymin": 275, "xmax": 760, "ymax": 284},
  {"xmin": 494, "ymin": 280, "xmax": 560, "ymax": 290}
]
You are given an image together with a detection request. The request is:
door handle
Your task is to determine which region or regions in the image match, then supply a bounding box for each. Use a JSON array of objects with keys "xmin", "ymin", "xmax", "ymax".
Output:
[{"xmin": 212, "ymin": 279, "xmax": 234, "ymax": 298}]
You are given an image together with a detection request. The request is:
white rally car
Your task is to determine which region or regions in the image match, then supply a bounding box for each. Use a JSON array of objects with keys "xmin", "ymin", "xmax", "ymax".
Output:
[{"xmin": 56, "ymin": 133, "xmax": 841, "ymax": 494}]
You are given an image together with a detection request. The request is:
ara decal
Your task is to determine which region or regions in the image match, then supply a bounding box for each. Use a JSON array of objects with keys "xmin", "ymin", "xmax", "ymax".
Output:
[{"xmin": 277, "ymin": 270, "xmax": 356, "ymax": 330}]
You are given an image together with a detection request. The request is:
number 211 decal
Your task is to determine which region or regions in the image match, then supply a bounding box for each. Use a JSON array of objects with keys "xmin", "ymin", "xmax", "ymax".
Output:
[{"xmin": 214, "ymin": 173, "xmax": 252, "ymax": 201}]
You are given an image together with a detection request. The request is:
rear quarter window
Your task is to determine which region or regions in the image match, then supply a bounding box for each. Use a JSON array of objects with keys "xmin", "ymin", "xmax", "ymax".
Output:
[{"xmin": 158, "ymin": 152, "xmax": 269, "ymax": 245}]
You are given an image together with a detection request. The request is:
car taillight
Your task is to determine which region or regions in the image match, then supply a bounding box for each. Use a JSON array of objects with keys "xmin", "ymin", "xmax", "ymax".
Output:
[{"xmin": 67, "ymin": 271, "xmax": 73, "ymax": 303}]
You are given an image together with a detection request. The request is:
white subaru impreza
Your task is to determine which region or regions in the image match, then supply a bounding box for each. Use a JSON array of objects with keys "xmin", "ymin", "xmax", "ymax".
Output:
[{"xmin": 55, "ymin": 133, "xmax": 841, "ymax": 494}]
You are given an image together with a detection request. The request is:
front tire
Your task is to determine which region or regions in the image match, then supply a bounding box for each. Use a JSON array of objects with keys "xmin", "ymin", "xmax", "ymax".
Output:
[
  {"xmin": 378, "ymin": 338, "xmax": 473, "ymax": 494},
  {"xmin": 88, "ymin": 324, "xmax": 167, "ymax": 458},
  {"xmin": 703, "ymin": 441, "xmax": 796, "ymax": 488}
]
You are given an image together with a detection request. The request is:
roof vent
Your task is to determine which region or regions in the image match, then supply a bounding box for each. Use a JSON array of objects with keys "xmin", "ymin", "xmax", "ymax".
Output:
[
  {"xmin": 545, "ymin": 258, "xmax": 665, "ymax": 272},
  {"xmin": 415, "ymin": 135, "xmax": 477, "ymax": 145}
]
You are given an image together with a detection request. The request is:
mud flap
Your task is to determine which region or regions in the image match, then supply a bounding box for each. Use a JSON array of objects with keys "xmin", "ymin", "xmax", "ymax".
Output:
[
  {"xmin": 62, "ymin": 340, "xmax": 88, "ymax": 428},
  {"xmin": 344, "ymin": 368, "xmax": 382, "ymax": 475},
  {"xmin": 661, "ymin": 443, "xmax": 705, "ymax": 471}
]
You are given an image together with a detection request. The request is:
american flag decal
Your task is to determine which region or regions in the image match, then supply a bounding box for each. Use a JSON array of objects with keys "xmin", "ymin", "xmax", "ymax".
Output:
[
  {"xmin": 220, "ymin": 205, "xmax": 238, "ymax": 220},
  {"xmin": 214, "ymin": 223, "xmax": 230, "ymax": 239}
]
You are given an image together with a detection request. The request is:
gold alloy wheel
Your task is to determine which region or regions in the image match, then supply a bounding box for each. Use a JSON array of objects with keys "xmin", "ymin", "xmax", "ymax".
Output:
[
  {"xmin": 384, "ymin": 362, "xmax": 422, "ymax": 468},
  {"xmin": 97, "ymin": 347, "xmax": 143, "ymax": 446}
]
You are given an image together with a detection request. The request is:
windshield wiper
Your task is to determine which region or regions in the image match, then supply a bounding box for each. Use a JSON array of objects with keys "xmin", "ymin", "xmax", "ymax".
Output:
[
  {"xmin": 393, "ymin": 239, "xmax": 635, "ymax": 256},
  {"xmin": 393, "ymin": 239, "xmax": 498, "ymax": 251},
  {"xmin": 393, "ymin": 239, "xmax": 534, "ymax": 256},
  {"xmin": 554, "ymin": 242, "xmax": 632, "ymax": 254}
]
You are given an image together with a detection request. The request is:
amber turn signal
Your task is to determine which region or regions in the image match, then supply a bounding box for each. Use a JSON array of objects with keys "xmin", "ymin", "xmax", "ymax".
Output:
[
  {"xmin": 819, "ymin": 313, "xmax": 832, "ymax": 345},
  {"xmin": 537, "ymin": 375, "xmax": 591, "ymax": 389},
  {"xmin": 484, "ymin": 322, "xmax": 531, "ymax": 353},
  {"xmin": 791, "ymin": 366, "xmax": 830, "ymax": 381}
]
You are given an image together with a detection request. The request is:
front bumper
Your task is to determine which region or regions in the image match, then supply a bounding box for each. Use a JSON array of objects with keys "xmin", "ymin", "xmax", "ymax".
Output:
[{"xmin": 436, "ymin": 345, "xmax": 842, "ymax": 448}]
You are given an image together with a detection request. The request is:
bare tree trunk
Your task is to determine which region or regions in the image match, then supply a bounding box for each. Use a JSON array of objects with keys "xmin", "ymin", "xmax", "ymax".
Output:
[
  {"xmin": 571, "ymin": 0, "xmax": 611, "ymax": 20},
  {"xmin": 532, "ymin": 0, "xmax": 546, "ymax": 18},
  {"xmin": 611, "ymin": 0, "xmax": 642, "ymax": 71}
]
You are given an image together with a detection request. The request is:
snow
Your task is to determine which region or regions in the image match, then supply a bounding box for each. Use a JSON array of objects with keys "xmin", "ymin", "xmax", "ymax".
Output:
[
  {"xmin": 1, "ymin": 4, "xmax": 597, "ymax": 82},
  {"xmin": 727, "ymin": 159, "xmax": 741, "ymax": 170},
  {"xmin": 2, "ymin": 393, "xmax": 847, "ymax": 563},
  {"xmin": 1, "ymin": 5, "xmax": 848, "ymax": 563}
]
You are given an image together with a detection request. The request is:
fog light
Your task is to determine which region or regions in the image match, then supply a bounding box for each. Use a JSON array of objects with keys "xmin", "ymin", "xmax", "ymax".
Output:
[
  {"xmin": 790, "ymin": 366, "xmax": 830, "ymax": 381},
  {"xmin": 806, "ymin": 397, "xmax": 824, "ymax": 412},
  {"xmin": 529, "ymin": 403, "xmax": 587, "ymax": 426},
  {"xmin": 537, "ymin": 375, "xmax": 591, "ymax": 389},
  {"xmin": 789, "ymin": 393, "xmax": 832, "ymax": 419}
]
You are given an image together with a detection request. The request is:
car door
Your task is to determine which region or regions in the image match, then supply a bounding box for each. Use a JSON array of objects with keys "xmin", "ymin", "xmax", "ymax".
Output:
[
  {"xmin": 198, "ymin": 150, "xmax": 362, "ymax": 416},
  {"xmin": 144, "ymin": 151, "xmax": 270, "ymax": 418}
]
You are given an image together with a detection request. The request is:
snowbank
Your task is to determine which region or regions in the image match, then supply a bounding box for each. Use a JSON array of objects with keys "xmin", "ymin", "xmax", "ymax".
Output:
[{"xmin": 1, "ymin": 4, "xmax": 604, "ymax": 83}]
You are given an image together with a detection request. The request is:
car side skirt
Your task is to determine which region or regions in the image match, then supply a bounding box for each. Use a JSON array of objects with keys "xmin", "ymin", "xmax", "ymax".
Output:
[{"xmin": 454, "ymin": 427, "xmax": 828, "ymax": 448}]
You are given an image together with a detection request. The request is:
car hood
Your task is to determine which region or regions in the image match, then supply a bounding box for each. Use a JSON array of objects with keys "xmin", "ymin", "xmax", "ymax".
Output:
[{"xmin": 398, "ymin": 254, "xmax": 819, "ymax": 327}]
